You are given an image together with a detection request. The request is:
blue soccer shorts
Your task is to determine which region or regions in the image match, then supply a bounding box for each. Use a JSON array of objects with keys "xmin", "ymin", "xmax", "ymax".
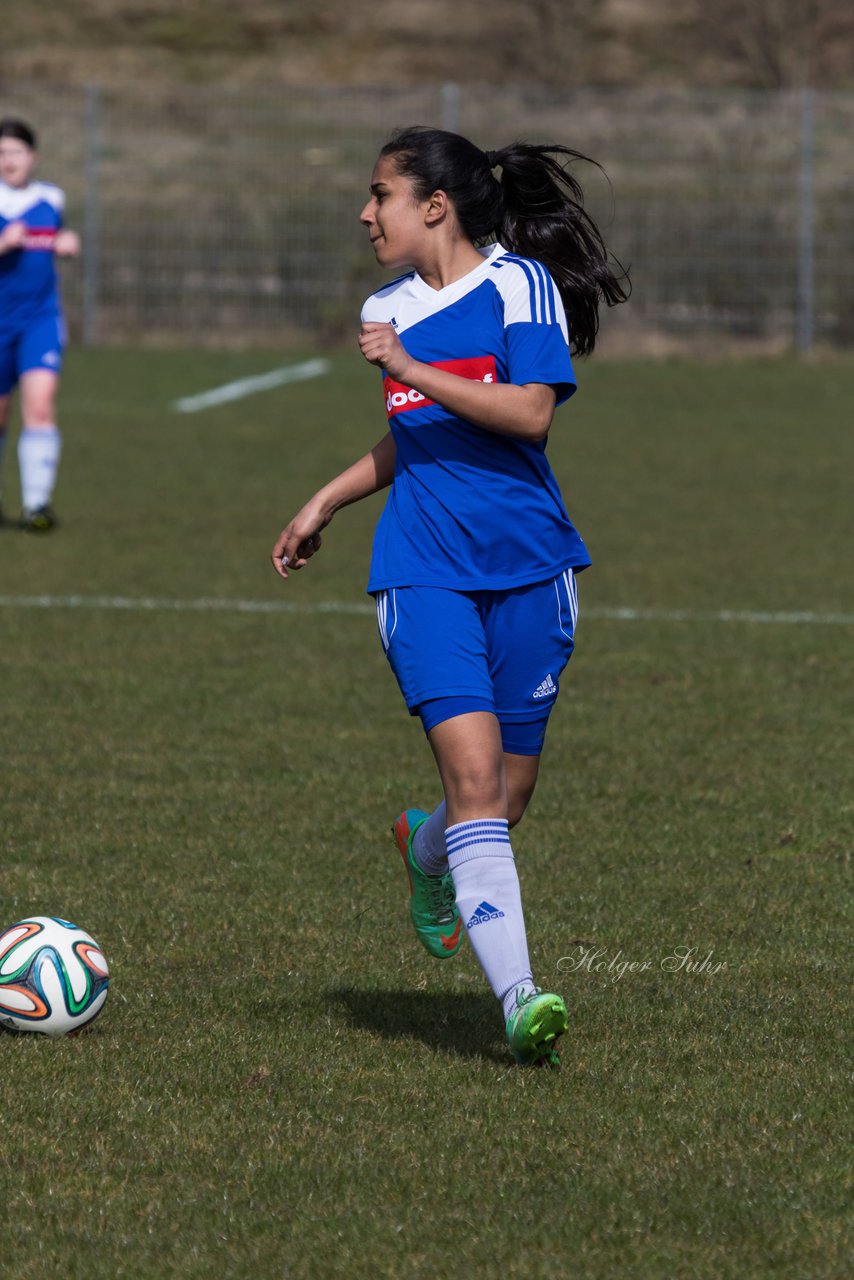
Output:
[
  {"xmin": 0, "ymin": 311, "xmax": 65, "ymax": 396},
  {"xmin": 374, "ymin": 569, "xmax": 580, "ymax": 756}
]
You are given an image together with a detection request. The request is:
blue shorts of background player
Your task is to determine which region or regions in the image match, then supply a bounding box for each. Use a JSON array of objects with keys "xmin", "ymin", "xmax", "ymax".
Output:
[
  {"xmin": 374, "ymin": 568, "xmax": 580, "ymax": 755},
  {"xmin": 0, "ymin": 310, "xmax": 64, "ymax": 396}
]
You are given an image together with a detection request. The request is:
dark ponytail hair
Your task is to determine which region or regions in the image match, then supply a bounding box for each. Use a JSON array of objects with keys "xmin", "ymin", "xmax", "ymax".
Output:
[
  {"xmin": 0, "ymin": 118, "xmax": 37, "ymax": 149},
  {"xmin": 380, "ymin": 127, "xmax": 629, "ymax": 356}
]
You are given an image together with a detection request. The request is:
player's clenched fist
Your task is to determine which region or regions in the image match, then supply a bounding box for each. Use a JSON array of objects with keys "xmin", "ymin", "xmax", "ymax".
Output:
[
  {"xmin": 0, "ymin": 220, "xmax": 27, "ymax": 253},
  {"xmin": 54, "ymin": 229, "xmax": 81, "ymax": 258},
  {"xmin": 358, "ymin": 322, "xmax": 413, "ymax": 383}
]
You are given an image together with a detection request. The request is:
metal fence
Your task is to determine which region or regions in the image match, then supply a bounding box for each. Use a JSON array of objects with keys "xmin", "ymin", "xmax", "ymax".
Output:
[{"xmin": 4, "ymin": 80, "xmax": 853, "ymax": 351}]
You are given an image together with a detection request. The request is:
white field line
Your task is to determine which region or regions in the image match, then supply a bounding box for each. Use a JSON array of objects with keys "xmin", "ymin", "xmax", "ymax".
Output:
[
  {"xmin": 172, "ymin": 358, "xmax": 331, "ymax": 413},
  {"xmin": 586, "ymin": 606, "xmax": 854, "ymax": 626},
  {"xmin": 0, "ymin": 595, "xmax": 852, "ymax": 626}
]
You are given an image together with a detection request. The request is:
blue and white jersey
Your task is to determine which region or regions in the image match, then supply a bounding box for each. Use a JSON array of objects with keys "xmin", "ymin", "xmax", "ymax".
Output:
[
  {"xmin": 363, "ymin": 243, "xmax": 591, "ymax": 593},
  {"xmin": 0, "ymin": 181, "xmax": 65, "ymax": 329}
]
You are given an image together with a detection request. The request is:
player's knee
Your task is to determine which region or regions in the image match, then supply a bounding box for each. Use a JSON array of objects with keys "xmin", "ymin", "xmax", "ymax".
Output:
[
  {"xmin": 20, "ymin": 377, "xmax": 58, "ymax": 427},
  {"xmin": 446, "ymin": 760, "xmax": 506, "ymax": 814},
  {"xmin": 23, "ymin": 406, "xmax": 56, "ymax": 428}
]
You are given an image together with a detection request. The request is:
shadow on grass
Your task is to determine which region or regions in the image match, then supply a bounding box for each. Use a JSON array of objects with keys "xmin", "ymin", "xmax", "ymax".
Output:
[{"xmin": 333, "ymin": 987, "xmax": 507, "ymax": 1063}]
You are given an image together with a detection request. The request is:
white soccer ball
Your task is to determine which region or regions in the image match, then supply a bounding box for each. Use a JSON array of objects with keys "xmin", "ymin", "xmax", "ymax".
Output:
[{"xmin": 0, "ymin": 916, "xmax": 109, "ymax": 1037}]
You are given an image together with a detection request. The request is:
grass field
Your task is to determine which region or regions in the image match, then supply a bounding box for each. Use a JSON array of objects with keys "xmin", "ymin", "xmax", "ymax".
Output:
[{"xmin": 1, "ymin": 350, "xmax": 852, "ymax": 1279}]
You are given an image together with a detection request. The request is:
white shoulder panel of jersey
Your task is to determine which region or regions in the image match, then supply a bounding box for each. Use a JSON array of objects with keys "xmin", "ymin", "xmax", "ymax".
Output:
[
  {"xmin": 0, "ymin": 180, "xmax": 65, "ymax": 220},
  {"xmin": 361, "ymin": 247, "xmax": 508, "ymax": 336},
  {"xmin": 361, "ymin": 273, "xmax": 416, "ymax": 325},
  {"xmin": 491, "ymin": 255, "xmax": 569, "ymax": 341}
]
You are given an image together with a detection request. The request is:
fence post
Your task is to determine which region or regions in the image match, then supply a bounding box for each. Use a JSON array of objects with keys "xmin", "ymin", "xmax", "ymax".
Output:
[
  {"xmin": 795, "ymin": 87, "xmax": 816, "ymax": 355},
  {"xmin": 440, "ymin": 83, "xmax": 460, "ymax": 133},
  {"xmin": 82, "ymin": 83, "xmax": 102, "ymax": 347}
]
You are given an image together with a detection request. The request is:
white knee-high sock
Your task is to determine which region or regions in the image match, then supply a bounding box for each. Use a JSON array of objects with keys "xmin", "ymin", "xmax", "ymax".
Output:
[
  {"xmin": 446, "ymin": 818, "xmax": 535, "ymax": 1019},
  {"xmin": 19, "ymin": 426, "xmax": 62, "ymax": 510},
  {"xmin": 412, "ymin": 801, "xmax": 448, "ymax": 876}
]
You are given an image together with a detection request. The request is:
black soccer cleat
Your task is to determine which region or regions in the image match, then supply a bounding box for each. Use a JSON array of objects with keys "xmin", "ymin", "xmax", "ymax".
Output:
[{"xmin": 19, "ymin": 505, "xmax": 58, "ymax": 532}]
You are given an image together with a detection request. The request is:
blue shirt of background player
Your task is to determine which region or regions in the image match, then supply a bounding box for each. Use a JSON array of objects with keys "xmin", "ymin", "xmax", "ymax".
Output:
[
  {"xmin": 362, "ymin": 243, "xmax": 592, "ymax": 593},
  {"xmin": 0, "ymin": 180, "xmax": 65, "ymax": 329}
]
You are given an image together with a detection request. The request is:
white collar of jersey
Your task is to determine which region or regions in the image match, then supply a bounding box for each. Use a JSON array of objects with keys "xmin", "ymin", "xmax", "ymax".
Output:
[
  {"xmin": 408, "ymin": 242, "xmax": 506, "ymax": 302},
  {"xmin": 0, "ymin": 181, "xmax": 63, "ymax": 220}
]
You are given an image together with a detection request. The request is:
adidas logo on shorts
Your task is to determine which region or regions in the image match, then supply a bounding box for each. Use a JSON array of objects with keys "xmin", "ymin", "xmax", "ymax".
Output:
[
  {"xmin": 532, "ymin": 673, "xmax": 557, "ymax": 699},
  {"xmin": 466, "ymin": 900, "xmax": 506, "ymax": 929}
]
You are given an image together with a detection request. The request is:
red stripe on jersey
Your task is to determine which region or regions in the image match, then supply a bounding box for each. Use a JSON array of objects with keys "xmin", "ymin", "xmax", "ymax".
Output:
[
  {"xmin": 384, "ymin": 355, "xmax": 497, "ymax": 419},
  {"xmin": 24, "ymin": 228, "xmax": 57, "ymax": 250}
]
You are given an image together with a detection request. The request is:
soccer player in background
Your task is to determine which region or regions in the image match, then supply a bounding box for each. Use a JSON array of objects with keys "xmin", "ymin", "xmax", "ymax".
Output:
[
  {"xmin": 272, "ymin": 127, "xmax": 628, "ymax": 1066},
  {"xmin": 0, "ymin": 118, "xmax": 79, "ymax": 531}
]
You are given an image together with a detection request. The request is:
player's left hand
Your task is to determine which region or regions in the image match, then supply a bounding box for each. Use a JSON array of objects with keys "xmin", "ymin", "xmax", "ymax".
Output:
[
  {"xmin": 271, "ymin": 494, "xmax": 332, "ymax": 580},
  {"xmin": 54, "ymin": 230, "xmax": 81, "ymax": 257},
  {"xmin": 358, "ymin": 323, "xmax": 414, "ymax": 383}
]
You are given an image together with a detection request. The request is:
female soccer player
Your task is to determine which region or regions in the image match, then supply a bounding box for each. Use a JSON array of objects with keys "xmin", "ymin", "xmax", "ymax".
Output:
[
  {"xmin": 0, "ymin": 118, "xmax": 80, "ymax": 531},
  {"xmin": 272, "ymin": 127, "xmax": 627, "ymax": 1066}
]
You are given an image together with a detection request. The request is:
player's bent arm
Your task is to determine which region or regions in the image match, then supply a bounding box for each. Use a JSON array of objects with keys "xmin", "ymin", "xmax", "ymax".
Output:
[
  {"xmin": 321, "ymin": 429, "xmax": 396, "ymax": 515},
  {"xmin": 358, "ymin": 323, "xmax": 556, "ymax": 441},
  {"xmin": 400, "ymin": 362, "xmax": 556, "ymax": 442},
  {"xmin": 271, "ymin": 432, "xmax": 395, "ymax": 580}
]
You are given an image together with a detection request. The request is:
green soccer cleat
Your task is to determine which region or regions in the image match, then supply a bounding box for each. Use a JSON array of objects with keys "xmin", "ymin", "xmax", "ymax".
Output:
[
  {"xmin": 505, "ymin": 988, "xmax": 569, "ymax": 1067},
  {"xmin": 393, "ymin": 809, "xmax": 463, "ymax": 959}
]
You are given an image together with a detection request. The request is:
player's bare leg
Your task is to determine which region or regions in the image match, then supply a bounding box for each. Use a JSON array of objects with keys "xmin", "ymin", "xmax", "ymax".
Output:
[
  {"xmin": 20, "ymin": 369, "xmax": 58, "ymax": 426},
  {"xmin": 504, "ymin": 752, "xmax": 540, "ymax": 829},
  {"xmin": 427, "ymin": 711, "xmax": 506, "ymax": 827}
]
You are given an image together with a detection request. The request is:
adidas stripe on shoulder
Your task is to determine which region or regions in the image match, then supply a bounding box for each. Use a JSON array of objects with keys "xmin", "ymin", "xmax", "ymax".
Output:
[{"xmin": 491, "ymin": 254, "xmax": 568, "ymax": 337}]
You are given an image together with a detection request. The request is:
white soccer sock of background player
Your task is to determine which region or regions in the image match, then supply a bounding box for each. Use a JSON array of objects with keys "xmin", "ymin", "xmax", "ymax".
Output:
[
  {"xmin": 412, "ymin": 800, "xmax": 448, "ymax": 875},
  {"xmin": 18, "ymin": 425, "xmax": 62, "ymax": 511},
  {"xmin": 446, "ymin": 818, "xmax": 536, "ymax": 1021}
]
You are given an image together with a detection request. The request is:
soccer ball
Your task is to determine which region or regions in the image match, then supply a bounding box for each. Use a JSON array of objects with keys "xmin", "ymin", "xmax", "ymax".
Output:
[{"xmin": 0, "ymin": 916, "xmax": 109, "ymax": 1037}]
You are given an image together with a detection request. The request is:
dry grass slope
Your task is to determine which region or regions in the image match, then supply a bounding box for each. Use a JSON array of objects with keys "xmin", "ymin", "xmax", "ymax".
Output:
[{"xmin": 2, "ymin": 0, "xmax": 853, "ymax": 90}]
